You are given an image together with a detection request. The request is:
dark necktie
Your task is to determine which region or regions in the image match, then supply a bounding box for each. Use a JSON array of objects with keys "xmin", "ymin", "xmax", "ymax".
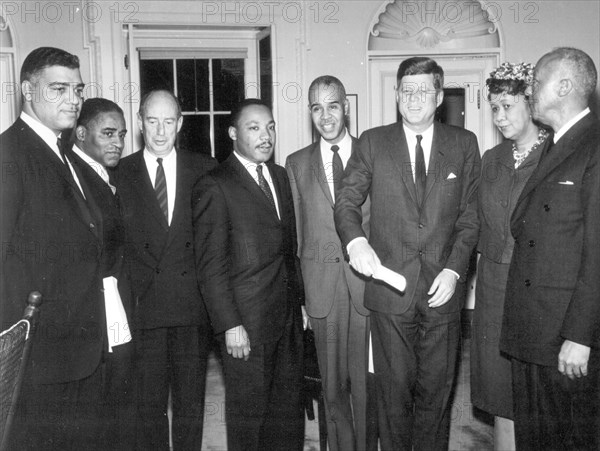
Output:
[
  {"xmin": 331, "ymin": 145, "xmax": 343, "ymax": 199},
  {"xmin": 155, "ymin": 158, "xmax": 168, "ymax": 221},
  {"xmin": 57, "ymin": 136, "xmax": 68, "ymax": 164},
  {"xmin": 415, "ymin": 134, "xmax": 426, "ymax": 206},
  {"xmin": 256, "ymin": 164, "xmax": 277, "ymax": 212}
]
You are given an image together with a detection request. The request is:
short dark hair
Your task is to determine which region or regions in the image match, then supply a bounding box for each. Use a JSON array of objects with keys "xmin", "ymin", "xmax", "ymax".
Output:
[
  {"xmin": 308, "ymin": 75, "xmax": 347, "ymax": 102},
  {"xmin": 230, "ymin": 98, "xmax": 272, "ymax": 128},
  {"xmin": 20, "ymin": 47, "xmax": 80, "ymax": 83},
  {"xmin": 542, "ymin": 47, "xmax": 598, "ymax": 101},
  {"xmin": 138, "ymin": 89, "xmax": 182, "ymax": 118},
  {"xmin": 78, "ymin": 98, "xmax": 124, "ymax": 128},
  {"xmin": 397, "ymin": 57, "xmax": 444, "ymax": 90}
]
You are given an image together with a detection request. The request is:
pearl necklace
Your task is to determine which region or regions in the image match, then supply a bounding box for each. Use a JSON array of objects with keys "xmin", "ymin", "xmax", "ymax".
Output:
[{"xmin": 513, "ymin": 128, "xmax": 549, "ymax": 168}]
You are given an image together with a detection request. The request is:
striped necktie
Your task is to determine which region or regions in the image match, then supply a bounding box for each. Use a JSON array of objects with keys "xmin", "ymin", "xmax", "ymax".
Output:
[
  {"xmin": 155, "ymin": 158, "xmax": 168, "ymax": 222},
  {"xmin": 256, "ymin": 164, "xmax": 276, "ymax": 212}
]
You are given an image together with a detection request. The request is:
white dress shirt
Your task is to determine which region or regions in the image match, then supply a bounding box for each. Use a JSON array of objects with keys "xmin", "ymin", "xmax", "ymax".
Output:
[
  {"xmin": 144, "ymin": 148, "xmax": 177, "ymax": 225},
  {"xmin": 233, "ymin": 151, "xmax": 281, "ymax": 219},
  {"xmin": 72, "ymin": 145, "xmax": 116, "ymax": 194},
  {"xmin": 404, "ymin": 123, "xmax": 434, "ymax": 180},
  {"xmin": 320, "ymin": 128, "xmax": 353, "ymax": 199}
]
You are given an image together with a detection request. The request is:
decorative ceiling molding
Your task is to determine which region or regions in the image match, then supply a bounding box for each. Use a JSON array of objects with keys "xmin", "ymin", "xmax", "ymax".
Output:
[{"xmin": 371, "ymin": 0, "xmax": 498, "ymax": 48}]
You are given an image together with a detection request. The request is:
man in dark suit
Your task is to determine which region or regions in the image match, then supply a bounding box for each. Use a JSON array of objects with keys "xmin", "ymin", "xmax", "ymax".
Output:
[
  {"xmin": 67, "ymin": 97, "xmax": 134, "ymax": 450},
  {"xmin": 500, "ymin": 47, "xmax": 600, "ymax": 450},
  {"xmin": 0, "ymin": 47, "xmax": 108, "ymax": 449},
  {"xmin": 193, "ymin": 99, "xmax": 305, "ymax": 451},
  {"xmin": 115, "ymin": 89, "xmax": 217, "ymax": 450},
  {"xmin": 286, "ymin": 75, "xmax": 372, "ymax": 451},
  {"xmin": 334, "ymin": 57, "xmax": 480, "ymax": 450}
]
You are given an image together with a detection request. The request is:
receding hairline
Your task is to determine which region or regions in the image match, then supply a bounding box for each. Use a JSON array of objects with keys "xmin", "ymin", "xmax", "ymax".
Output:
[{"xmin": 139, "ymin": 90, "xmax": 181, "ymax": 117}]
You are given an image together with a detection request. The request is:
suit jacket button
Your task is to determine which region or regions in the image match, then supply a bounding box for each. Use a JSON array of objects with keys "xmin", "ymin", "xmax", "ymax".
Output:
[
  {"xmin": 418, "ymin": 223, "xmax": 424, "ymax": 229},
  {"xmin": 544, "ymin": 204, "xmax": 550, "ymax": 211},
  {"xmin": 155, "ymin": 268, "xmax": 161, "ymax": 274},
  {"xmin": 528, "ymin": 240, "xmax": 535, "ymax": 247},
  {"xmin": 419, "ymin": 250, "xmax": 423, "ymax": 256},
  {"xmin": 181, "ymin": 271, "xmax": 187, "ymax": 276},
  {"xmin": 144, "ymin": 242, "xmax": 150, "ymax": 249},
  {"xmin": 185, "ymin": 241, "xmax": 191, "ymax": 248},
  {"xmin": 500, "ymin": 201, "xmax": 508, "ymax": 208},
  {"xmin": 89, "ymin": 223, "xmax": 95, "ymax": 229},
  {"xmin": 335, "ymin": 257, "xmax": 340, "ymax": 262},
  {"xmin": 525, "ymin": 279, "xmax": 531, "ymax": 287}
]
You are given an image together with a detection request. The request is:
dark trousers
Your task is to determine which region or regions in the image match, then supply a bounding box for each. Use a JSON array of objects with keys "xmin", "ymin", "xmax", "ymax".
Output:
[
  {"xmin": 9, "ymin": 359, "xmax": 105, "ymax": 451},
  {"xmin": 221, "ymin": 306, "xmax": 304, "ymax": 451},
  {"xmin": 310, "ymin": 274, "xmax": 369, "ymax": 451},
  {"xmin": 134, "ymin": 325, "xmax": 209, "ymax": 451},
  {"xmin": 511, "ymin": 355, "xmax": 600, "ymax": 451},
  {"xmin": 371, "ymin": 283, "xmax": 460, "ymax": 451}
]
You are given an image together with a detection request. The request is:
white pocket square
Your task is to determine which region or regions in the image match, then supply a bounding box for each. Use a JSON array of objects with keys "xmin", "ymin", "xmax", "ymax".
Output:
[
  {"xmin": 447, "ymin": 172, "xmax": 457, "ymax": 180},
  {"xmin": 558, "ymin": 180, "xmax": 574, "ymax": 185}
]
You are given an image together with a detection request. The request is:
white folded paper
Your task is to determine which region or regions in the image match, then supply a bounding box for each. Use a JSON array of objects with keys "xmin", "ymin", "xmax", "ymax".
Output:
[
  {"xmin": 103, "ymin": 276, "xmax": 132, "ymax": 352},
  {"xmin": 372, "ymin": 264, "xmax": 407, "ymax": 293}
]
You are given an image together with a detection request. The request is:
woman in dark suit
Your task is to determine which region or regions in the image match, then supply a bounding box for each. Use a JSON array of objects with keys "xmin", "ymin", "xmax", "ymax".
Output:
[{"xmin": 470, "ymin": 62, "xmax": 550, "ymax": 450}]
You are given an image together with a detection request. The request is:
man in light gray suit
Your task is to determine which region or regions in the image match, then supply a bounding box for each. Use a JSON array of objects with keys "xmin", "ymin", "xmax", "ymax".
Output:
[{"xmin": 286, "ymin": 75, "xmax": 372, "ymax": 451}]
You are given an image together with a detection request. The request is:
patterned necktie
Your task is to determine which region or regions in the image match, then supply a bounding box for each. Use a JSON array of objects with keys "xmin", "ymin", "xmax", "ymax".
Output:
[
  {"xmin": 57, "ymin": 136, "xmax": 67, "ymax": 164},
  {"xmin": 331, "ymin": 145, "xmax": 343, "ymax": 200},
  {"xmin": 256, "ymin": 164, "xmax": 277, "ymax": 212},
  {"xmin": 155, "ymin": 158, "xmax": 168, "ymax": 221},
  {"xmin": 415, "ymin": 134, "xmax": 426, "ymax": 206}
]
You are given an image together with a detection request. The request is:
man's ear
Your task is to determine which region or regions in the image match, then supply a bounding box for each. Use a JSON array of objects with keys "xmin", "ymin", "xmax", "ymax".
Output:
[
  {"xmin": 75, "ymin": 125, "xmax": 87, "ymax": 141},
  {"xmin": 436, "ymin": 89, "xmax": 445, "ymax": 108},
  {"xmin": 343, "ymin": 98, "xmax": 349, "ymax": 116},
  {"xmin": 176, "ymin": 116, "xmax": 183, "ymax": 133},
  {"xmin": 557, "ymin": 78, "xmax": 573, "ymax": 97},
  {"xmin": 21, "ymin": 80, "xmax": 34, "ymax": 102},
  {"xmin": 228, "ymin": 126, "xmax": 237, "ymax": 141},
  {"xmin": 137, "ymin": 112, "xmax": 143, "ymax": 132}
]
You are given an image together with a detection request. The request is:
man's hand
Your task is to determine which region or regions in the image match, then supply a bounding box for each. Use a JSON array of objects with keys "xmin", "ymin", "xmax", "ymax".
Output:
[
  {"xmin": 427, "ymin": 270, "xmax": 457, "ymax": 308},
  {"xmin": 301, "ymin": 306, "xmax": 311, "ymax": 330},
  {"xmin": 558, "ymin": 340, "xmax": 590, "ymax": 380},
  {"xmin": 348, "ymin": 239, "xmax": 381, "ymax": 277},
  {"xmin": 225, "ymin": 325, "xmax": 251, "ymax": 360}
]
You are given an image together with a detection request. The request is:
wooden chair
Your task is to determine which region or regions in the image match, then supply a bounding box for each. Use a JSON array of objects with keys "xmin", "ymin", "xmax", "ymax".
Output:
[{"xmin": 0, "ymin": 292, "xmax": 42, "ymax": 451}]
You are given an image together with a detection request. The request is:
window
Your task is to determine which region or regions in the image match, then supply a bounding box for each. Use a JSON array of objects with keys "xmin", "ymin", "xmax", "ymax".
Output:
[{"xmin": 139, "ymin": 56, "xmax": 245, "ymax": 161}]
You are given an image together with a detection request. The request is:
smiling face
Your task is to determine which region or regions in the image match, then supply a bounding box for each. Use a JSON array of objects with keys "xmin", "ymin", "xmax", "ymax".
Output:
[
  {"xmin": 309, "ymin": 82, "xmax": 348, "ymax": 144},
  {"xmin": 77, "ymin": 111, "xmax": 127, "ymax": 168},
  {"xmin": 22, "ymin": 65, "xmax": 84, "ymax": 134},
  {"xmin": 490, "ymin": 92, "xmax": 534, "ymax": 141},
  {"xmin": 138, "ymin": 91, "xmax": 183, "ymax": 157},
  {"xmin": 229, "ymin": 104, "xmax": 276, "ymax": 164},
  {"xmin": 396, "ymin": 74, "xmax": 443, "ymax": 133}
]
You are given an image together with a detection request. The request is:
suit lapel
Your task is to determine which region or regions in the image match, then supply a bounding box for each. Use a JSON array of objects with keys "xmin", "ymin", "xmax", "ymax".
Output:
[
  {"xmin": 19, "ymin": 121, "xmax": 97, "ymax": 237},
  {"xmin": 165, "ymin": 152, "xmax": 188, "ymax": 245},
  {"xmin": 227, "ymin": 155, "xmax": 280, "ymax": 221},
  {"xmin": 130, "ymin": 152, "xmax": 170, "ymax": 232},
  {"xmin": 385, "ymin": 124, "xmax": 418, "ymax": 206},
  {"xmin": 516, "ymin": 115, "xmax": 593, "ymax": 210},
  {"xmin": 310, "ymin": 142, "xmax": 334, "ymax": 207},
  {"xmin": 424, "ymin": 123, "xmax": 449, "ymax": 203}
]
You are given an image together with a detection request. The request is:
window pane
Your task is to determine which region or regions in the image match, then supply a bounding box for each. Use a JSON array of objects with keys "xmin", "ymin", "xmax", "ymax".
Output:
[
  {"xmin": 176, "ymin": 59, "xmax": 209, "ymax": 112},
  {"xmin": 140, "ymin": 59, "xmax": 174, "ymax": 94},
  {"xmin": 178, "ymin": 114, "xmax": 211, "ymax": 156},
  {"xmin": 214, "ymin": 114, "xmax": 233, "ymax": 162},
  {"xmin": 213, "ymin": 59, "xmax": 245, "ymax": 112}
]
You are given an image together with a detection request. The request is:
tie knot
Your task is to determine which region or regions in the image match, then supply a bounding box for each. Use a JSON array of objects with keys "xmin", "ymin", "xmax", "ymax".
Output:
[
  {"xmin": 416, "ymin": 134, "xmax": 423, "ymax": 144},
  {"xmin": 331, "ymin": 145, "xmax": 340, "ymax": 153},
  {"xmin": 157, "ymin": 157, "xmax": 164, "ymax": 166}
]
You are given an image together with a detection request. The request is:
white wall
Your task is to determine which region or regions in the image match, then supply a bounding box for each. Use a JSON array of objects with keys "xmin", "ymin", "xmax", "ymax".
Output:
[{"xmin": 4, "ymin": 0, "xmax": 599, "ymax": 161}]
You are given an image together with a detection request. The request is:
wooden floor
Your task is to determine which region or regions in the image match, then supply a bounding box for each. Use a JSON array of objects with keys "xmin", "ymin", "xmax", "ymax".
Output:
[{"xmin": 199, "ymin": 338, "xmax": 494, "ymax": 451}]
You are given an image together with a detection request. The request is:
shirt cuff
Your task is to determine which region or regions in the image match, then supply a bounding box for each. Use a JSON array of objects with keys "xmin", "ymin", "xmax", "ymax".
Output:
[
  {"xmin": 443, "ymin": 268, "xmax": 460, "ymax": 280},
  {"xmin": 347, "ymin": 236, "xmax": 368, "ymax": 254}
]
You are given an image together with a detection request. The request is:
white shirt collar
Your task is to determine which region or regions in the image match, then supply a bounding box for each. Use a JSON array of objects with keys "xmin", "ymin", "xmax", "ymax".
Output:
[
  {"xmin": 554, "ymin": 108, "xmax": 591, "ymax": 143},
  {"xmin": 72, "ymin": 144, "xmax": 111, "ymax": 186},
  {"xmin": 233, "ymin": 150, "xmax": 273, "ymax": 180},
  {"xmin": 20, "ymin": 111, "xmax": 64, "ymax": 161},
  {"xmin": 143, "ymin": 147, "xmax": 176, "ymax": 165},
  {"xmin": 403, "ymin": 123, "xmax": 434, "ymax": 142}
]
